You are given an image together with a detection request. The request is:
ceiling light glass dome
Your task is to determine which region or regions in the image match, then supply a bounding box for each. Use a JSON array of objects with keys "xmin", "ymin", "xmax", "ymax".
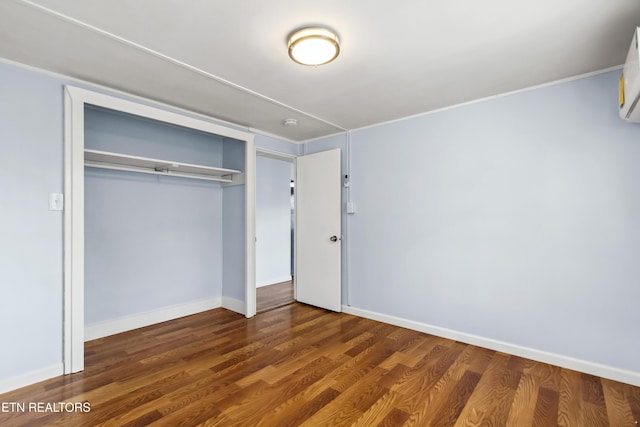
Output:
[{"xmin": 288, "ymin": 27, "xmax": 340, "ymax": 66}]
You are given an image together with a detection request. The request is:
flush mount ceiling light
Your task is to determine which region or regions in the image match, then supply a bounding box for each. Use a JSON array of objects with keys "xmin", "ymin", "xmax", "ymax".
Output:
[{"xmin": 288, "ymin": 27, "xmax": 340, "ymax": 66}]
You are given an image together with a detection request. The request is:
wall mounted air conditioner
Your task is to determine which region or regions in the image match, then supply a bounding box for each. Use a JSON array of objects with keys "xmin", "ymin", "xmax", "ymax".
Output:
[{"xmin": 620, "ymin": 27, "xmax": 640, "ymax": 121}]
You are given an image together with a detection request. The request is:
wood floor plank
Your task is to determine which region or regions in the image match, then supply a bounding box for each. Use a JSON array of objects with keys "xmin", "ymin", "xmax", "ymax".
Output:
[
  {"xmin": 583, "ymin": 373, "xmax": 610, "ymax": 427},
  {"xmin": 255, "ymin": 387, "xmax": 341, "ymax": 427},
  {"xmin": 350, "ymin": 389, "xmax": 401, "ymax": 427},
  {"xmin": 1, "ymin": 302, "xmax": 639, "ymax": 426},
  {"xmin": 391, "ymin": 345, "xmax": 469, "ymax": 426},
  {"xmin": 532, "ymin": 386, "xmax": 560, "ymax": 426},
  {"xmin": 427, "ymin": 369, "xmax": 482, "ymax": 427},
  {"xmin": 478, "ymin": 354, "xmax": 523, "ymax": 424},
  {"xmin": 390, "ymin": 342, "xmax": 462, "ymax": 398},
  {"xmin": 524, "ymin": 358, "xmax": 563, "ymax": 391},
  {"xmin": 256, "ymin": 280, "xmax": 294, "ymax": 313},
  {"xmin": 378, "ymin": 407, "xmax": 411, "ymax": 427},
  {"xmin": 224, "ymin": 356, "xmax": 340, "ymax": 425},
  {"xmin": 453, "ymin": 352, "xmax": 514, "ymax": 426},
  {"xmin": 602, "ymin": 379, "xmax": 636, "ymax": 427},
  {"xmin": 506, "ymin": 372, "xmax": 540, "ymax": 427},
  {"xmin": 558, "ymin": 368, "xmax": 583, "ymax": 427},
  {"xmin": 296, "ymin": 368, "xmax": 386, "ymax": 427},
  {"xmin": 627, "ymin": 384, "xmax": 640, "ymax": 424},
  {"xmin": 397, "ymin": 344, "xmax": 477, "ymax": 426}
]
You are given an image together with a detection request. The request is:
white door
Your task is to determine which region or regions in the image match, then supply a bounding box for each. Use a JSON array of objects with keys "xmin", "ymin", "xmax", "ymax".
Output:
[{"xmin": 296, "ymin": 149, "xmax": 342, "ymax": 312}]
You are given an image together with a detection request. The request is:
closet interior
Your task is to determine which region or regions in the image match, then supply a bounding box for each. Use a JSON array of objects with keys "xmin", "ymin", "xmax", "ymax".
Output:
[{"xmin": 83, "ymin": 104, "xmax": 246, "ymax": 339}]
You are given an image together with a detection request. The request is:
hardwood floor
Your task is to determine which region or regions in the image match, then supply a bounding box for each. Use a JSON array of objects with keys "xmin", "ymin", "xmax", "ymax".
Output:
[
  {"xmin": 256, "ymin": 280, "xmax": 294, "ymax": 313},
  {"xmin": 1, "ymin": 303, "xmax": 639, "ymax": 426}
]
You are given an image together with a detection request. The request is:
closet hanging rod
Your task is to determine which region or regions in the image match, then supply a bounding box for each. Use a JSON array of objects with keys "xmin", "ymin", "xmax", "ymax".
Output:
[{"xmin": 84, "ymin": 149, "xmax": 241, "ymax": 183}]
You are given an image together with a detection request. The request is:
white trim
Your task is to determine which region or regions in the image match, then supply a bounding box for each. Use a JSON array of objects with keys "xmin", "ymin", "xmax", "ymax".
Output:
[
  {"xmin": 64, "ymin": 86, "xmax": 85, "ymax": 374},
  {"xmin": 222, "ymin": 297, "xmax": 246, "ymax": 315},
  {"xmin": 64, "ymin": 86, "xmax": 255, "ymax": 374},
  {"xmin": 66, "ymin": 86, "xmax": 251, "ymax": 141},
  {"xmin": 85, "ymin": 298, "xmax": 222, "ymax": 341},
  {"xmin": 249, "ymin": 127, "xmax": 300, "ymax": 145},
  {"xmin": 0, "ymin": 364, "xmax": 63, "ymax": 394},
  {"xmin": 245, "ymin": 137, "xmax": 257, "ymax": 318},
  {"xmin": 256, "ymin": 147, "xmax": 297, "ymax": 162},
  {"xmin": 342, "ymin": 305, "xmax": 640, "ymax": 387}
]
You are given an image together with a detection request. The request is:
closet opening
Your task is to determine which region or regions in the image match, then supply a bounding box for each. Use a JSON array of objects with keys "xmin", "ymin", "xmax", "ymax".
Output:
[{"xmin": 63, "ymin": 86, "xmax": 256, "ymax": 374}]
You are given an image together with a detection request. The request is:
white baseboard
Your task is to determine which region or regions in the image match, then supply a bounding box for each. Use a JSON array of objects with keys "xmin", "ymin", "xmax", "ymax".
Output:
[
  {"xmin": 256, "ymin": 276, "xmax": 292, "ymax": 288},
  {"xmin": 222, "ymin": 296, "xmax": 245, "ymax": 315},
  {"xmin": 342, "ymin": 305, "xmax": 640, "ymax": 387},
  {"xmin": 85, "ymin": 297, "xmax": 222, "ymax": 341},
  {"xmin": 0, "ymin": 363, "xmax": 63, "ymax": 395}
]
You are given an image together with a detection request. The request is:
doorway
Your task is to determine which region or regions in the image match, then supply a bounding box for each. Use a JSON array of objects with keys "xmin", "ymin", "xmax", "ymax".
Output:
[
  {"xmin": 253, "ymin": 147, "xmax": 342, "ymax": 314},
  {"xmin": 255, "ymin": 149, "xmax": 295, "ymax": 312}
]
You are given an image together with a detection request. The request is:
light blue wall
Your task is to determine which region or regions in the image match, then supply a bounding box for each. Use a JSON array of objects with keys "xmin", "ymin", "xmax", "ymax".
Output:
[
  {"xmin": 84, "ymin": 107, "xmax": 225, "ymax": 325},
  {"xmin": 256, "ymin": 133, "xmax": 302, "ymax": 156},
  {"xmin": 0, "ymin": 59, "xmax": 298, "ymax": 387},
  {"xmin": 308, "ymin": 70, "xmax": 640, "ymax": 374},
  {"xmin": 85, "ymin": 105, "xmax": 225, "ymax": 167},
  {"xmin": 221, "ymin": 137, "xmax": 245, "ymax": 171},
  {"xmin": 222, "ymin": 186, "xmax": 245, "ymax": 302},
  {"xmin": 0, "ymin": 61, "xmax": 64, "ymax": 380},
  {"xmin": 222, "ymin": 140, "xmax": 246, "ymax": 303},
  {"xmin": 256, "ymin": 156, "xmax": 292, "ymax": 287}
]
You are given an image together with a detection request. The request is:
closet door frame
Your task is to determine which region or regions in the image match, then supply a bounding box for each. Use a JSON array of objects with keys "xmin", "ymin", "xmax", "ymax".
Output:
[{"xmin": 63, "ymin": 86, "xmax": 256, "ymax": 374}]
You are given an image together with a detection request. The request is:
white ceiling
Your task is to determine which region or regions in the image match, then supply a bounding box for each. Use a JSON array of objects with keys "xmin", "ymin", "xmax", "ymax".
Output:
[{"xmin": 1, "ymin": 0, "xmax": 639, "ymax": 142}]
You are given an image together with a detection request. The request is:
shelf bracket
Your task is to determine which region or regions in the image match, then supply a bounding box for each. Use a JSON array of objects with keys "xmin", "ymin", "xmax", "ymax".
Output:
[{"xmin": 222, "ymin": 172, "xmax": 246, "ymax": 187}]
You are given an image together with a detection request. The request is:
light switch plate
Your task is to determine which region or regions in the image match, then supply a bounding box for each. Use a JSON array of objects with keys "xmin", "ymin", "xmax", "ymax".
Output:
[
  {"xmin": 49, "ymin": 193, "xmax": 64, "ymax": 211},
  {"xmin": 346, "ymin": 201, "xmax": 356, "ymax": 214}
]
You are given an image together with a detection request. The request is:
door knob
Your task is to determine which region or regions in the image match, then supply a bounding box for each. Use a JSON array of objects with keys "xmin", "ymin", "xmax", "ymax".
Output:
[{"xmin": 330, "ymin": 235, "xmax": 338, "ymax": 242}]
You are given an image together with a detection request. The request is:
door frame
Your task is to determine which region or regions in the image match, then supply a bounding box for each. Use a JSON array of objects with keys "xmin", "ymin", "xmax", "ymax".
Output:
[
  {"xmin": 63, "ymin": 86, "xmax": 256, "ymax": 374},
  {"xmin": 254, "ymin": 148, "xmax": 297, "ymax": 307}
]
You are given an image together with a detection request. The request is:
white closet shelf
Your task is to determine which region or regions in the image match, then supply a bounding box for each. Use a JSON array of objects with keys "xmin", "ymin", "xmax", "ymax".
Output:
[{"xmin": 84, "ymin": 149, "xmax": 242, "ymax": 183}]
